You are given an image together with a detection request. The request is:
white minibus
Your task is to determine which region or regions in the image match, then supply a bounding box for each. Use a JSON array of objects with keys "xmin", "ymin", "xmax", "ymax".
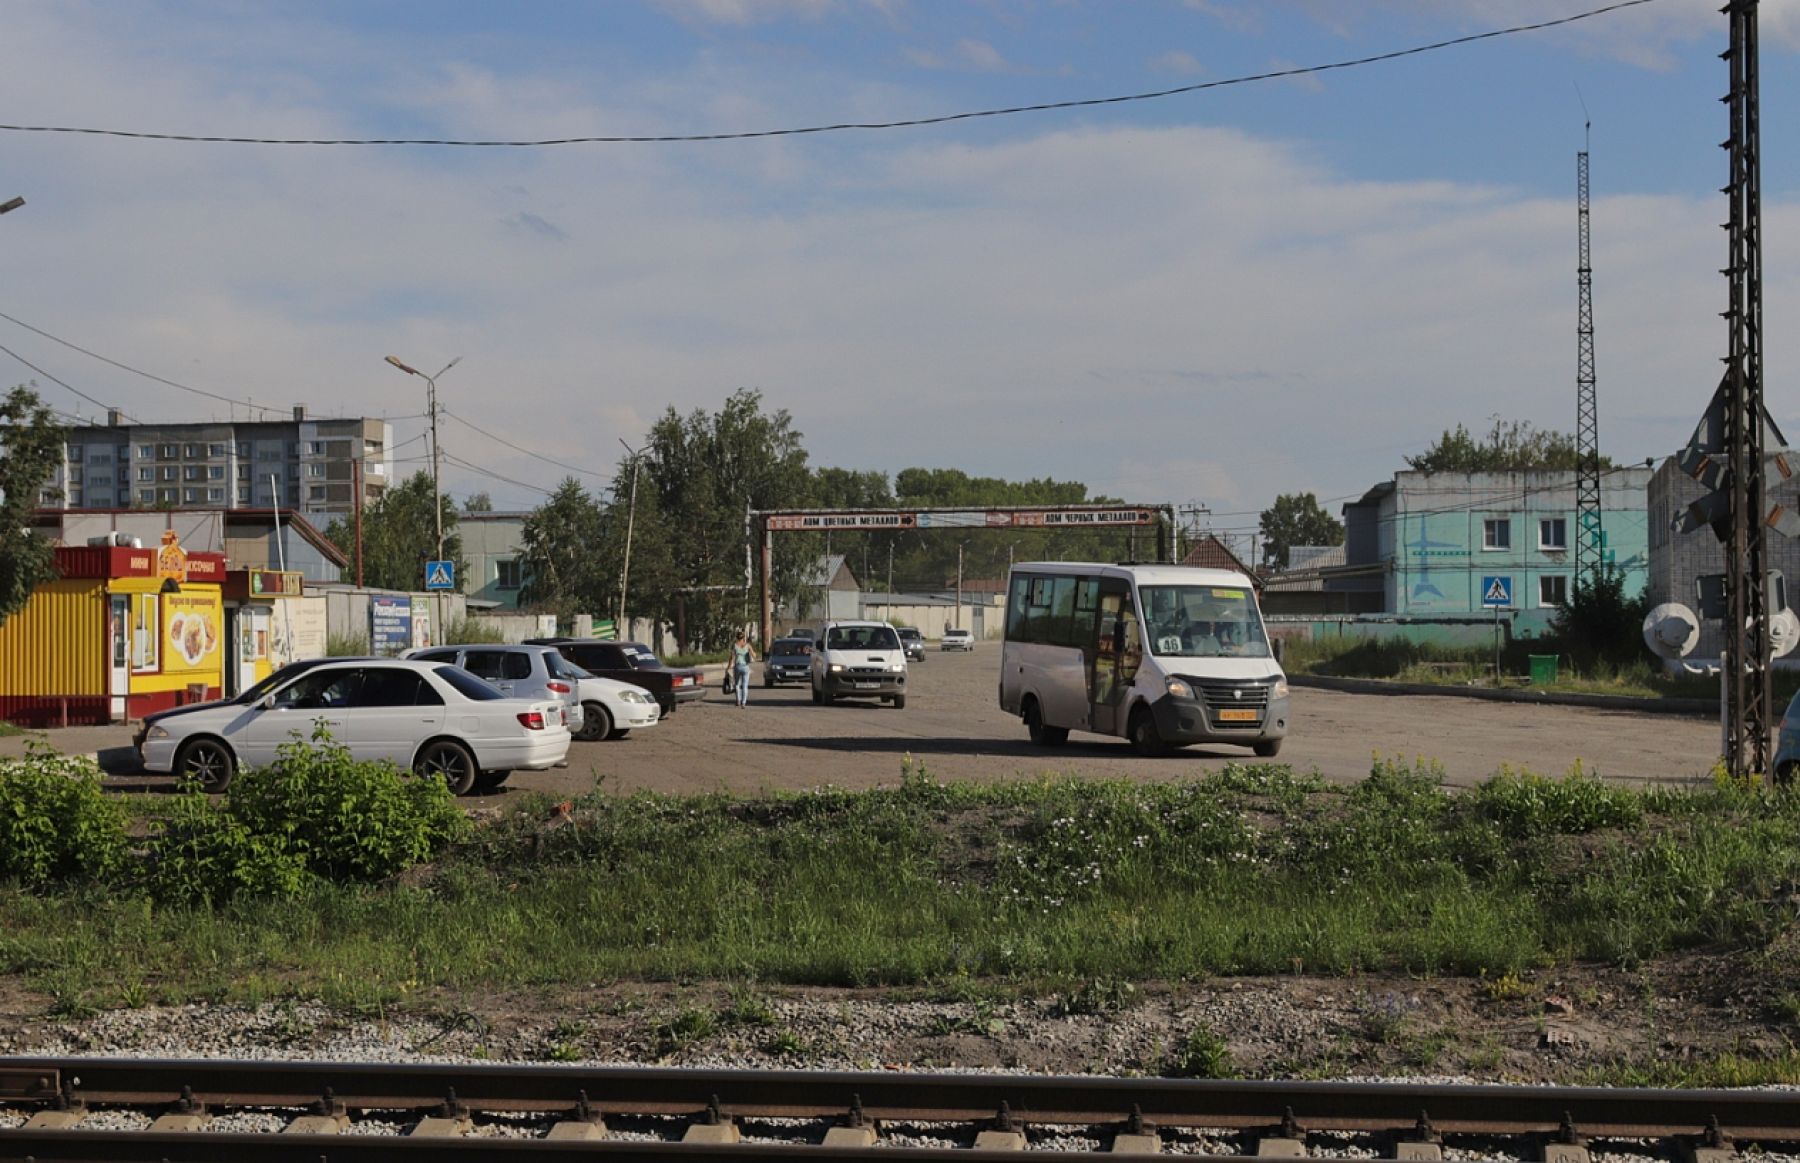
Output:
[{"xmin": 999, "ymin": 562, "xmax": 1289, "ymax": 757}]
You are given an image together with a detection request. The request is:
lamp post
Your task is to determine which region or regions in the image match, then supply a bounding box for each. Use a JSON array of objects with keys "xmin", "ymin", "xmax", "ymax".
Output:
[{"xmin": 383, "ymin": 354, "xmax": 460, "ymax": 564}]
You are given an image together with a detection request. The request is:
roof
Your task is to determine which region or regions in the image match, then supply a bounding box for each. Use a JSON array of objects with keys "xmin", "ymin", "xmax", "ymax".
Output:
[
  {"xmin": 804, "ymin": 554, "xmax": 860, "ymax": 589},
  {"xmin": 1179, "ymin": 533, "xmax": 1255, "ymax": 576},
  {"xmin": 32, "ymin": 506, "xmax": 349, "ymax": 569}
]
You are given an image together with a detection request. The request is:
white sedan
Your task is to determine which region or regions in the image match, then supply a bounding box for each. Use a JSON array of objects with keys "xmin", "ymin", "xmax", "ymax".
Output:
[
  {"xmin": 135, "ymin": 658, "xmax": 571, "ymax": 795},
  {"xmin": 568, "ymin": 665, "xmax": 662, "ymax": 742},
  {"xmin": 941, "ymin": 628, "xmax": 975, "ymax": 651}
]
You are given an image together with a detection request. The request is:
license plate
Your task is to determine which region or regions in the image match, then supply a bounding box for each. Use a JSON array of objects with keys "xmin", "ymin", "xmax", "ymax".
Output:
[
  {"xmin": 854, "ymin": 681, "xmax": 879, "ymax": 689},
  {"xmin": 1217, "ymin": 709, "xmax": 1258, "ymax": 722}
]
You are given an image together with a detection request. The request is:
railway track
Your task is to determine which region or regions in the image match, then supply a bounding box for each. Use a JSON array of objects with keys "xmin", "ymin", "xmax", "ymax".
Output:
[{"xmin": 0, "ymin": 1056, "xmax": 1787, "ymax": 1160}]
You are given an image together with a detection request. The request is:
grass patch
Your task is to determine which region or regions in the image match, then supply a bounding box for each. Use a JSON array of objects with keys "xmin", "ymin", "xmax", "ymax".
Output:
[
  {"xmin": 3, "ymin": 758, "xmax": 1800, "ymax": 1006},
  {"xmin": 0, "ymin": 720, "xmax": 26, "ymax": 737}
]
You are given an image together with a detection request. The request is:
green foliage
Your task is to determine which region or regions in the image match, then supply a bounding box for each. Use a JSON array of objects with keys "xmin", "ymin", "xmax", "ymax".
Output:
[
  {"xmin": 1259, "ymin": 491, "xmax": 1344, "ymax": 569},
  {"xmin": 1472, "ymin": 766, "xmax": 1642, "ymax": 839},
  {"xmin": 440, "ymin": 615, "xmax": 502, "ymax": 645},
  {"xmin": 1166, "ymin": 1026, "xmax": 1236, "ymax": 1078},
  {"xmin": 141, "ymin": 726, "xmax": 469, "ymax": 904},
  {"xmin": 326, "ymin": 632, "xmax": 370, "ymax": 656},
  {"xmin": 0, "ymin": 386, "xmax": 69, "ymax": 628},
  {"xmin": 517, "ymin": 478, "xmax": 611, "ymax": 619},
  {"xmin": 1552, "ymin": 565, "xmax": 1651, "ymax": 671},
  {"xmin": 0, "ymin": 745, "xmax": 128, "ymax": 887},
  {"xmin": 1405, "ymin": 417, "xmax": 1609, "ymax": 473},
  {"xmin": 463, "ymin": 492, "xmax": 493, "ymax": 513},
  {"xmin": 323, "ymin": 470, "xmax": 465, "ymax": 592}
]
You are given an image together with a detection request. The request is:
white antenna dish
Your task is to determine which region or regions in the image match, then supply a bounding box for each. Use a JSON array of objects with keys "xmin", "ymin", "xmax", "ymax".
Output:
[
  {"xmin": 1643, "ymin": 602, "xmax": 1700, "ymax": 660},
  {"xmin": 1769, "ymin": 608, "xmax": 1800, "ymax": 660}
]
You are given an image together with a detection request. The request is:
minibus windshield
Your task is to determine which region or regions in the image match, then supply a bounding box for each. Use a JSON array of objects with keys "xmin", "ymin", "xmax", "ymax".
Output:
[{"xmin": 1139, "ymin": 584, "xmax": 1271, "ymax": 659}]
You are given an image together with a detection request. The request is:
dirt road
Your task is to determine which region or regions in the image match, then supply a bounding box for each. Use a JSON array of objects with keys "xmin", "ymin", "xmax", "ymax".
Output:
[{"xmin": 2, "ymin": 650, "xmax": 1725, "ymax": 797}]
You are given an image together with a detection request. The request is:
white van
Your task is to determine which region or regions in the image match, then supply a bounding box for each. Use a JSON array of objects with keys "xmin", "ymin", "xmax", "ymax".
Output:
[
  {"xmin": 811, "ymin": 619, "xmax": 909, "ymax": 708},
  {"xmin": 999, "ymin": 562, "xmax": 1289, "ymax": 757}
]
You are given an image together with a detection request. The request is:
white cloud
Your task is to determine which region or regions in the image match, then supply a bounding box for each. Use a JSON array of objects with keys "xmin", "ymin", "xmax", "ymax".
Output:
[{"xmin": 1149, "ymin": 50, "xmax": 1205, "ymax": 75}]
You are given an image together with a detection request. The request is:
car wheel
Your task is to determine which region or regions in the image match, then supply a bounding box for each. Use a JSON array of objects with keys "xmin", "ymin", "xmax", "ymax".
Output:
[
  {"xmin": 577, "ymin": 701, "xmax": 614, "ymax": 742},
  {"xmin": 1253, "ymin": 738, "xmax": 1283, "ymax": 759},
  {"xmin": 811, "ymin": 681, "xmax": 823, "ymax": 705},
  {"xmin": 892, "ymin": 694, "xmax": 906, "ymax": 710},
  {"xmin": 415, "ymin": 739, "xmax": 478, "ymax": 795},
  {"xmin": 605, "ymin": 728, "xmax": 631, "ymax": 741},
  {"xmin": 1777, "ymin": 759, "xmax": 1798, "ymax": 786},
  {"xmin": 1024, "ymin": 699, "xmax": 1067, "ymax": 746},
  {"xmin": 1128, "ymin": 707, "xmax": 1170, "ymax": 758},
  {"xmin": 175, "ymin": 737, "xmax": 236, "ymax": 793},
  {"xmin": 764, "ymin": 675, "xmax": 775, "ymax": 688},
  {"xmin": 474, "ymin": 769, "xmax": 511, "ymax": 793}
]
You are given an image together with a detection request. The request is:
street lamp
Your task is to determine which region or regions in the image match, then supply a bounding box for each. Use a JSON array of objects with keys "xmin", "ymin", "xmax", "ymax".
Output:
[
  {"xmin": 617, "ymin": 438, "xmax": 642, "ymax": 634},
  {"xmin": 383, "ymin": 354, "xmax": 461, "ymax": 564}
]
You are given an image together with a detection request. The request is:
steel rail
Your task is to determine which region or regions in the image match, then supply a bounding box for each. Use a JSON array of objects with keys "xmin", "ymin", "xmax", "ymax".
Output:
[{"xmin": 3, "ymin": 1058, "xmax": 1799, "ymax": 1140}]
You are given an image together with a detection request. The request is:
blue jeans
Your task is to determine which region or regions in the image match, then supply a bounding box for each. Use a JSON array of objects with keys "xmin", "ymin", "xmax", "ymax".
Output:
[{"xmin": 734, "ymin": 664, "xmax": 750, "ymax": 705}]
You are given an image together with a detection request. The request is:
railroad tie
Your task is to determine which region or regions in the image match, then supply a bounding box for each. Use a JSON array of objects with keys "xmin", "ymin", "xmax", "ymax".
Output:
[
  {"xmin": 1673, "ymin": 1116, "xmax": 1739, "ymax": 1163},
  {"xmin": 1110, "ymin": 1104, "xmax": 1161, "ymax": 1154},
  {"xmin": 548, "ymin": 1119, "xmax": 610, "ymax": 1140},
  {"xmin": 1257, "ymin": 1107, "xmax": 1307, "ymax": 1157},
  {"xmin": 22, "ymin": 1109, "xmax": 85, "ymax": 1130},
  {"xmin": 974, "ymin": 1101, "xmax": 1027, "ymax": 1151},
  {"xmin": 1394, "ymin": 1110, "xmax": 1444, "ymax": 1160},
  {"xmin": 284, "ymin": 1112, "xmax": 349, "ymax": 1134},
  {"xmin": 411, "ymin": 1086, "xmax": 474, "ymax": 1137},
  {"xmin": 683, "ymin": 1093, "xmax": 742, "ymax": 1144},
  {"xmin": 149, "ymin": 1084, "xmax": 210, "ymax": 1133},
  {"xmin": 1540, "ymin": 1111, "xmax": 1589, "ymax": 1163},
  {"xmin": 822, "ymin": 1093, "xmax": 879, "ymax": 1147}
]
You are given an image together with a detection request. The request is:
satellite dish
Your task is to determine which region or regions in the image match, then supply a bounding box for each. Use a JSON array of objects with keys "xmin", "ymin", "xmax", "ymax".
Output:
[
  {"xmin": 1768, "ymin": 608, "xmax": 1800, "ymax": 659},
  {"xmin": 1644, "ymin": 602, "xmax": 1700, "ymax": 659}
]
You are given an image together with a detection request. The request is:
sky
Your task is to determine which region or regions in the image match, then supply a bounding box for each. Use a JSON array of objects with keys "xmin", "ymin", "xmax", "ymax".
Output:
[{"xmin": 2, "ymin": 0, "xmax": 1798, "ymax": 548}]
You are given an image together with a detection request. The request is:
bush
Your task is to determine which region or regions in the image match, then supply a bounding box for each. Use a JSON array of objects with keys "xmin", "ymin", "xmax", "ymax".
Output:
[
  {"xmin": 140, "ymin": 726, "xmax": 470, "ymax": 904},
  {"xmin": 441, "ymin": 615, "xmax": 502, "ymax": 645},
  {"xmin": 1552, "ymin": 565, "xmax": 1651, "ymax": 671},
  {"xmin": 0, "ymin": 745, "xmax": 128, "ymax": 887},
  {"xmin": 1472, "ymin": 765, "xmax": 1641, "ymax": 839}
]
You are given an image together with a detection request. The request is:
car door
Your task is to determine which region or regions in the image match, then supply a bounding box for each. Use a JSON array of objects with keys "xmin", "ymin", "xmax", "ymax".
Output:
[
  {"xmin": 461, "ymin": 649, "xmax": 516, "ymax": 697},
  {"xmin": 340, "ymin": 666, "xmax": 446, "ymax": 765},
  {"xmin": 237, "ymin": 666, "xmax": 358, "ymax": 766}
]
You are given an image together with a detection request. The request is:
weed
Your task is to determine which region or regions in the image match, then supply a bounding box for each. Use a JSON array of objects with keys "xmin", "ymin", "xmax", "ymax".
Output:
[
  {"xmin": 1049, "ymin": 977, "xmax": 1138, "ymax": 1017},
  {"xmin": 762, "ymin": 1029, "xmax": 807, "ymax": 1057},
  {"xmin": 654, "ymin": 1008, "xmax": 717, "ymax": 1055},
  {"xmin": 1165, "ymin": 1027, "xmax": 1235, "ymax": 1079},
  {"xmin": 721, "ymin": 987, "xmax": 777, "ymax": 1027},
  {"xmin": 1480, "ymin": 970, "xmax": 1536, "ymax": 1003}
]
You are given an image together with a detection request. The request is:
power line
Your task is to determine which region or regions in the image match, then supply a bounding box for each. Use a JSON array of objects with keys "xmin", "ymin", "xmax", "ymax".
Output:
[
  {"xmin": 441, "ymin": 408, "xmax": 607, "ymax": 480},
  {"xmin": 0, "ymin": 0, "xmax": 1660, "ymax": 149},
  {"xmin": 441, "ymin": 450, "xmax": 555, "ymax": 497},
  {"xmin": 0, "ymin": 341, "xmax": 134, "ymax": 419},
  {"xmin": 0, "ymin": 309, "xmax": 286, "ymax": 418}
]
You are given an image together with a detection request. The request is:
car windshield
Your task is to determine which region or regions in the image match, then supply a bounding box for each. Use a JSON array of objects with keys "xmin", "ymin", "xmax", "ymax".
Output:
[
  {"xmin": 1139, "ymin": 583, "xmax": 1271, "ymax": 659},
  {"xmin": 433, "ymin": 665, "xmax": 505, "ymax": 701},
  {"xmin": 827, "ymin": 626, "xmax": 901, "ymax": 651},
  {"xmin": 772, "ymin": 639, "xmax": 810, "ymax": 654},
  {"xmin": 237, "ymin": 659, "xmax": 326, "ymax": 704},
  {"xmin": 545, "ymin": 653, "xmax": 582, "ymax": 680},
  {"xmin": 899, "ymin": 629, "xmax": 921, "ymax": 639}
]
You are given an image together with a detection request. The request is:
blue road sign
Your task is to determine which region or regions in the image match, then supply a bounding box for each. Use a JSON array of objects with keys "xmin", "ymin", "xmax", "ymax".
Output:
[
  {"xmin": 1480, "ymin": 575, "xmax": 1513, "ymax": 608},
  {"xmin": 425, "ymin": 560, "xmax": 456, "ymax": 591}
]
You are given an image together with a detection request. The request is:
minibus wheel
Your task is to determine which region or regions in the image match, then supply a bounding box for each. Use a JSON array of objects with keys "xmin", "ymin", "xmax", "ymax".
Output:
[
  {"xmin": 1253, "ymin": 739, "xmax": 1283, "ymax": 759},
  {"xmin": 1128, "ymin": 707, "xmax": 1169, "ymax": 758},
  {"xmin": 1024, "ymin": 699, "xmax": 1067, "ymax": 747}
]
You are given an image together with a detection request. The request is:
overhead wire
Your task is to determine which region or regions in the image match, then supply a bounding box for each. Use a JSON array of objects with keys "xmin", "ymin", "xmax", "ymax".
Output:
[
  {"xmin": 0, "ymin": 341, "xmax": 135, "ymax": 419},
  {"xmin": 441, "ymin": 409, "xmax": 608, "ymax": 480},
  {"xmin": 0, "ymin": 0, "xmax": 1660, "ymax": 148}
]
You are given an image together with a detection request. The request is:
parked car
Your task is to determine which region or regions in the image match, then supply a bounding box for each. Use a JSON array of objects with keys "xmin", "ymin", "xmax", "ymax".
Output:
[
  {"xmin": 526, "ymin": 638, "xmax": 706, "ymax": 716},
  {"xmin": 407, "ymin": 644, "xmax": 584, "ymax": 736},
  {"xmin": 134, "ymin": 659, "xmax": 571, "ymax": 795},
  {"xmin": 785, "ymin": 627, "xmax": 819, "ymax": 643},
  {"xmin": 811, "ymin": 619, "xmax": 908, "ymax": 708},
  {"xmin": 762, "ymin": 636, "xmax": 815, "ymax": 687},
  {"xmin": 563, "ymin": 663, "xmax": 662, "ymax": 741},
  {"xmin": 896, "ymin": 627, "xmax": 926, "ymax": 662},
  {"xmin": 941, "ymin": 627, "xmax": 975, "ymax": 651}
]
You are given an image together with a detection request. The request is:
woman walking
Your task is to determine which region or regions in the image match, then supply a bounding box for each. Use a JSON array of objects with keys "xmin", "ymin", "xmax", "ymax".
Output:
[{"xmin": 730, "ymin": 632, "xmax": 756, "ymax": 707}]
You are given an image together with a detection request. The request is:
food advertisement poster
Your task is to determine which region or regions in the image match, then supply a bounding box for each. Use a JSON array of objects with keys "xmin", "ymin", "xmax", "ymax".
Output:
[{"xmin": 161, "ymin": 592, "xmax": 223, "ymax": 675}]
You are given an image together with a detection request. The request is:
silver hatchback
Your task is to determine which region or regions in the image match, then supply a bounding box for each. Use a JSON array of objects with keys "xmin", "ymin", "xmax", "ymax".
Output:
[{"xmin": 407, "ymin": 643, "xmax": 583, "ymax": 734}]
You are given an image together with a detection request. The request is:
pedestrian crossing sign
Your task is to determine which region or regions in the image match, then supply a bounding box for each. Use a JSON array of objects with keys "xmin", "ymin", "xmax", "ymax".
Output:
[
  {"xmin": 1481, "ymin": 575, "xmax": 1512, "ymax": 608},
  {"xmin": 425, "ymin": 560, "xmax": 455, "ymax": 591}
]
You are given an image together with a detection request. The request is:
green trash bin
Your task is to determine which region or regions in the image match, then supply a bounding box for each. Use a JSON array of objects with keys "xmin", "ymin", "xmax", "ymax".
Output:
[{"xmin": 1528, "ymin": 654, "xmax": 1559, "ymax": 685}]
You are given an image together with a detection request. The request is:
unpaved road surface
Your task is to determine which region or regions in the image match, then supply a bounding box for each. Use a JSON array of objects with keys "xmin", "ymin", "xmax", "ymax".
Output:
[{"xmin": 2, "ymin": 650, "xmax": 1724, "ymax": 797}]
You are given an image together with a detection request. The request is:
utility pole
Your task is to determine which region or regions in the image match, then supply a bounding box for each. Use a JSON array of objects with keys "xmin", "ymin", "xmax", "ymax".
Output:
[
  {"xmin": 617, "ymin": 439, "xmax": 641, "ymax": 635},
  {"xmin": 956, "ymin": 542, "xmax": 964, "ymax": 629},
  {"xmin": 1574, "ymin": 128, "xmax": 1605, "ymax": 586},
  {"xmin": 1723, "ymin": 0, "xmax": 1769, "ymax": 779},
  {"xmin": 383, "ymin": 354, "xmax": 460, "ymax": 565},
  {"xmin": 352, "ymin": 459, "xmax": 364, "ymax": 587},
  {"xmin": 887, "ymin": 542, "xmax": 893, "ymax": 594}
]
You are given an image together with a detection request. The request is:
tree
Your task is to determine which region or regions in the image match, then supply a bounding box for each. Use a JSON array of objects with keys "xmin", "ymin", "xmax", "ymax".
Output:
[
  {"xmin": 516, "ymin": 478, "xmax": 609, "ymax": 618},
  {"xmin": 1406, "ymin": 417, "xmax": 1610, "ymax": 473},
  {"xmin": 463, "ymin": 492, "xmax": 493, "ymax": 513},
  {"xmin": 323, "ymin": 470, "xmax": 465, "ymax": 591},
  {"xmin": 1551, "ymin": 565, "xmax": 1650, "ymax": 671},
  {"xmin": 1258, "ymin": 492, "xmax": 1344, "ymax": 569},
  {"xmin": 0, "ymin": 386, "xmax": 68, "ymax": 626}
]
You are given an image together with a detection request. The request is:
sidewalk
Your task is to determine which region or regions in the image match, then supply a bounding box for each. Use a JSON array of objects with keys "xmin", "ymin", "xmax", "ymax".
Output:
[
  {"xmin": 0, "ymin": 724, "xmax": 142, "ymax": 772},
  {"xmin": 1289, "ymin": 673, "xmax": 1715, "ymax": 717}
]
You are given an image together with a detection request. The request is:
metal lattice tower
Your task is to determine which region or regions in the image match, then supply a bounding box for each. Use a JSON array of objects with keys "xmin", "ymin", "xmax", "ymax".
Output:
[
  {"xmin": 1723, "ymin": 0, "xmax": 1769, "ymax": 778},
  {"xmin": 1574, "ymin": 137, "xmax": 1605, "ymax": 583}
]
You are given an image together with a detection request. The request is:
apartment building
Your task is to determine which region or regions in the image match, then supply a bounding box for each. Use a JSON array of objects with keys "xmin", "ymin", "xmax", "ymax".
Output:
[{"xmin": 42, "ymin": 407, "xmax": 394, "ymax": 522}]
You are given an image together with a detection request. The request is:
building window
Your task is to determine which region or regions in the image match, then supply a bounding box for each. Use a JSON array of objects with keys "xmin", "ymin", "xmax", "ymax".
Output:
[
  {"xmin": 183, "ymin": 488, "xmax": 199, "ymax": 503},
  {"xmin": 236, "ymin": 465, "xmax": 250, "ymax": 480},
  {"xmin": 1539, "ymin": 518, "xmax": 1567, "ymax": 550},
  {"xmin": 308, "ymin": 441, "xmax": 325, "ymax": 455},
  {"xmin": 1482, "ymin": 518, "xmax": 1511, "ymax": 550},
  {"xmin": 208, "ymin": 465, "xmax": 225, "ymax": 480},
  {"xmin": 138, "ymin": 467, "xmax": 154, "ymax": 482},
  {"xmin": 87, "ymin": 449, "xmax": 112, "ymax": 463},
  {"xmin": 65, "ymin": 490, "xmax": 82, "ymax": 506},
  {"xmin": 308, "ymin": 463, "xmax": 326, "ymax": 477},
  {"xmin": 308, "ymin": 485, "xmax": 326, "ymax": 501},
  {"xmin": 138, "ymin": 489, "xmax": 155, "ymax": 504},
  {"xmin": 237, "ymin": 442, "xmax": 251, "ymax": 458},
  {"xmin": 237, "ymin": 487, "xmax": 252, "ymax": 503},
  {"xmin": 1540, "ymin": 575, "xmax": 1569, "ymax": 607},
  {"xmin": 287, "ymin": 442, "xmax": 299, "ymax": 458},
  {"xmin": 158, "ymin": 444, "xmax": 177, "ymax": 459},
  {"xmin": 184, "ymin": 465, "xmax": 205, "ymax": 481},
  {"xmin": 67, "ymin": 466, "xmax": 82, "ymax": 484},
  {"xmin": 208, "ymin": 443, "xmax": 226, "ymax": 457},
  {"xmin": 496, "ymin": 559, "xmax": 523, "ymax": 590},
  {"xmin": 137, "ymin": 444, "xmax": 155, "ymax": 458},
  {"xmin": 115, "ymin": 445, "xmax": 129, "ymax": 462},
  {"xmin": 259, "ymin": 449, "xmax": 281, "ymax": 461},
  {"xmin": 208, "ymin": 488, "xmax": 224, "ymax": 502},
  {"xmin": 183, "ymin": 443, "xmax": 200, "ymax": 458},
  {"xmin": 160, "ymin": 466, "xmax": 178, "ymax": 481},
  {"xmin": 157, "ymin": 488, "xmax": 177, "ymax": 504}
]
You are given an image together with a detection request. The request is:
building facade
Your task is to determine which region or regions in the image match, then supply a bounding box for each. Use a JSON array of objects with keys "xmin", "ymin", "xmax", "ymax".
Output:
[
  {"xmin": 44, "ymin": 407, "xmax": 393, "ymax": 522},
  {"xmin": 1341, "ymin": 468, "xmax": 1654, "ymax": 622},
  {"xmin": 459, "ymin": 511, "xmax": 530, "ymax": 609}
]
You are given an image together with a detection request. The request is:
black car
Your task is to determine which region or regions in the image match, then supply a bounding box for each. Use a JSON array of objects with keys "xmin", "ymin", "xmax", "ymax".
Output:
[
  {"xmin": 524, "ymin": 638, "xmax": 705, "ymax": 715},
  {"xmin": 761, "ymin": 637, "xmax": 814, "ymax": 687},
  {"xmin": 896, "ymin": 627, "xmax": 926, "ymax": 662}
]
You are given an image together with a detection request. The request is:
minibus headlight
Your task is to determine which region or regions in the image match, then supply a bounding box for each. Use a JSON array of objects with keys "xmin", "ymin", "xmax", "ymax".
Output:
[
  {"xmin": 889, "ymin": 663, "xmax": 904, "ymax": 673},
  {"xmin": 829, "ymin": 663, "xmax": 844, "ymax": 673},
  {"xmin": 1166, "ymin": 677, "xmax": 1193, "ymax": 700},
  {"xmin": 1271, "ymin": 677, "xmax": 1289, "ymax": 699}
]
